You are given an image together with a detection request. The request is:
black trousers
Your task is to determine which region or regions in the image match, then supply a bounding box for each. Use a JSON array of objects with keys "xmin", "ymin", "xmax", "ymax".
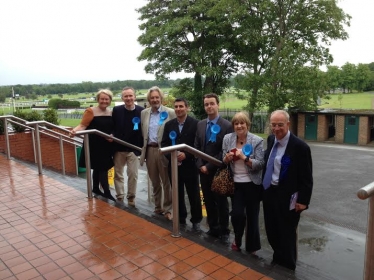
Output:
[
  {"xmin": 263, "ymin": 186, "xmax": 300, "ymax": 270},
  {"xmin": 170, "ymin": 166, "xmax": 202, "ymax": 224},
  {"xmin": 92, "ymin": 169, "xmax": 110, "ymax": 194},
  {"xmin": 231, "ymin": 182, "xmax": 262, "ymax": 252},
  {"xmin": 200, "ymin": 172, "xmax": 229, "ymax": 235}
]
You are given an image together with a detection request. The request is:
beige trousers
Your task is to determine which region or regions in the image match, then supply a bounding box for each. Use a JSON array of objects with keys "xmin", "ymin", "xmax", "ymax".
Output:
[
  {"xmin": 114, "ymin": 151, "xmax": 139, "ymax": 199},
  {"xmin": 145, "ymin": 147, "xmax": 172, "ymax": 213}
]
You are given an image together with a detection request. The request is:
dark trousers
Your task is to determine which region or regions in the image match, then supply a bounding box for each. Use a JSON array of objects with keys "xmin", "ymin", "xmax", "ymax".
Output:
[
  {"xmin": 231, "ymin": 182, "xmax": 262, "ymax": 252},
  {"xmin": 170, "ymin": 166, "xmax": 202, "ymax": 224},
  {"xmin": 263, "ymin": 186, "xmax": 300, "ymax": 270},
  {"xmin": 200, "ymin": 173, "xmax": 229, "ymax": 235},
  {"xmin": 92, "ymin": 169, "xmax": 110, "ymax": 194}
]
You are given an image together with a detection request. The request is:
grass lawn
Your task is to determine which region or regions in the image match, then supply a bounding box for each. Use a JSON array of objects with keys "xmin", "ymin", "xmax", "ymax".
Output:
[
  {"xmin": 59, "ymin": 119, "xmax": 80, "ymax": 127},
  {"xmin": 319, "ymin": 92, "xmax": 373, "ymax": 109}
]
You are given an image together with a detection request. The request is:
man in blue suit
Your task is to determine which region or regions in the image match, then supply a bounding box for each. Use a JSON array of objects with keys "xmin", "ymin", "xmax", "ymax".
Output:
[
  {"xmin": 262, "ymin": 110, "xmax": 313, "ymax": 270},
  {"xmin": 161, "ymin": 98, "xmax": 202, "ymax": 230},
  {"xmin": 112, "ymin": 87, "xmax": 144, "ymax": 206}
]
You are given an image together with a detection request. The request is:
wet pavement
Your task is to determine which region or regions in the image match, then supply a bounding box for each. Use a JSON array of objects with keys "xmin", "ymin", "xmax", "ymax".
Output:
[{"xmin": 1, "ymin": 141, "xmax": 373, "ymax": 279}]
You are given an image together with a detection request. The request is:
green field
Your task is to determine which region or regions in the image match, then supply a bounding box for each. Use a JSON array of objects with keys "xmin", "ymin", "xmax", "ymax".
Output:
[{"xmin": 318, "ymin": 92, "xmax": 373, "ymax": 109}]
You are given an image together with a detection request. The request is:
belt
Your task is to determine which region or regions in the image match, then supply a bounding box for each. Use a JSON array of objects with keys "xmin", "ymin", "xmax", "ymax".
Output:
[{"xmin": 147, "ymin": 143, "xmax": 159, "ymax": 148}]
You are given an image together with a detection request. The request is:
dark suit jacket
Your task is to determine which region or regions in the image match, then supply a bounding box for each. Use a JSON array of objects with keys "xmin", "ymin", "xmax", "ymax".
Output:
[
  {"xmin": 194, "ymin": 116, "xmax": 233, "ymax": 174},
  {"xmin": 112, "ymin": 104, "xmax": 144, "ymax": 156},
  {"xmin": 161, "ymin": 115, "xmax": 198, "ymax": 169},
  {"xmin": 264, "ymin": 133, "xmax": 313, "ymax": 206}
]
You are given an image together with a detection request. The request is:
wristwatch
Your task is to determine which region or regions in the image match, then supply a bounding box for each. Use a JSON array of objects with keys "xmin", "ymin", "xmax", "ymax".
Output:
[{"xmin": 244, "ymin": 156, "xmax": 250, "ymax": 163}]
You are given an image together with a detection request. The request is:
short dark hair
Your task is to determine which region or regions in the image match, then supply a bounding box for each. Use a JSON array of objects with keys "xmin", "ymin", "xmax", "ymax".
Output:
[
  {"xmin": 174, "ymin": 97, "xmax": 188, "ymax": 107},
  {"xmin": 203, "ymin": 93, "xmax": 219, "ymax": 104}
]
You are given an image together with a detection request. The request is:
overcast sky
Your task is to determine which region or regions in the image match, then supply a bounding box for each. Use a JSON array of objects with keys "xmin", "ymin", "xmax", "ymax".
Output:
[{"xmin": 0, "ymin": 0, "xmax": 373, "ymax": 86}]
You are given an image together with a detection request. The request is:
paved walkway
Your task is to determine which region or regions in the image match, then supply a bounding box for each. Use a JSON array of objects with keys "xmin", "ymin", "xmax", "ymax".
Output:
[{"xmin": 0, "ymin": 155, "xmax": 270, "ymax": 280}]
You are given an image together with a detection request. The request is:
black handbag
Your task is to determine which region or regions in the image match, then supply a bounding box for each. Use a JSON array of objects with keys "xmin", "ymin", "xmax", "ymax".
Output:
[{"xmin": 211, "ymin": 165, "xmax": 235, "ymax": 196}]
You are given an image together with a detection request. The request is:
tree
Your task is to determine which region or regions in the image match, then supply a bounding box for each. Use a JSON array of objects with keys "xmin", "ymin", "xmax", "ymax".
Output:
[
  {"xmin": 220, "ymin": 0, "xmax": 350, "ymax": 113},
  {"xmin": 355, "ymin": 63, "xmax": 371, "ymax": 92},
  {"xmin": 341, "ymin": 62, "xmax": 356, "ymax": 93},
  {"xmin": 326, "ymin": 66, "xmax": 342, "ymax": 93},
  {"xmin": 137, "ymin": 0, "xmax": 239, "ymax": 118}
]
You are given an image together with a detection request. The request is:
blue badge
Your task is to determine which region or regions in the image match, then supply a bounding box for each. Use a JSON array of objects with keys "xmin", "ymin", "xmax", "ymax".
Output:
[
  {"xmin": 209, "ymin": 124, "xmax": 221, "ymax": 142},
  {"xmin": 132, "ymin": 117, "xmax": 140, "ymax": 130},
  {"xmin": 159, "ymin": 111, "xmax": 168, "ymax": 125},
  {"xmin": 169, "ymin": 130, "xmax": 177, "ymax": 146},
  {"xmin": 242, "ymin": 143, "xmax": 253, "ymax": 156}
]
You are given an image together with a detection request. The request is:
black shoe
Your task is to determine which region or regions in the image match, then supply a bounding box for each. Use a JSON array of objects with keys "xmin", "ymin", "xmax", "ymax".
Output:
[
  {"xmin": 180, "ymin": 219, "xmax": 187, "ymax": 225},
  {"xmin": 206, "ymin": 229, "xmax": 220, "ymax": 238},
  {"xmin": 92, "ymin": 188, "xmax": 104, "ymax": 196},
  {"xmin": 220, "ymin": 234, "xmax": 230, "ymax": 243},
  {"xmin": 104, "ymin": 192, "xmax": 116, "ymax": 201},
  {"xmin": 192, "ymin": 223, "xmax": 201, "ymax": 231}
]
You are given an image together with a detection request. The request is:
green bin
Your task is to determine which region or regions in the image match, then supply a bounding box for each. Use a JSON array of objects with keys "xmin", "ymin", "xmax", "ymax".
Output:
[{"xmin": 76, "ymin": 146, "xmax": 86, "ymax": 173}]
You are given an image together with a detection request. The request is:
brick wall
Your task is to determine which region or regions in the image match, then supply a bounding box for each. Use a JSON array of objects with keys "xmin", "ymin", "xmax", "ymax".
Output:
[
  {"xmin": 297, "ymin": 113, "xmax": 305, "ymax": 139},
  {"xmin": 335, "ymin": 115, "xmax": 345, "ymax": 143},
  {"xmin": 0, "ymin": 132, "xmax": 78, "ymax": 175},
  {"xmin": 317, "ymin": 115, "xmax": 328, "ymax": 141},
  {"xmin": 358, "ymin": 116, "xmax": 369, "ymax": 145}
]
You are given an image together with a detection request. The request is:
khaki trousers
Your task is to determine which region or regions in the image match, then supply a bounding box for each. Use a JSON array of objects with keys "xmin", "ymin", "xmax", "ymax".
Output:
[
  {"xmin": 145, "ymin": 147, "xmax": 172, "ymax": 213},
  {"xmin": 114, "ymin": 151, "xmax": 139, "ymax": 199}
]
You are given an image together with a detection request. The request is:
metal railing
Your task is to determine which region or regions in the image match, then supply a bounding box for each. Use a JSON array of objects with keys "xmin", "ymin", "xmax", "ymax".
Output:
[
  {"xmin": 357, "ymin": 182, "xmax": 374, "ymax": 280},
  {"xmin": 160, "ymin": 144, "xmax": 223, "ymax": 238},
  {"xmin": 74, "ymin": 129, "xmax": 142, "ymax": 199}
]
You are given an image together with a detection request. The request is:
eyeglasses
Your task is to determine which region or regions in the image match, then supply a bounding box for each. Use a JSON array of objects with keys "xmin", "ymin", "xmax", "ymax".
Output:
[{"xmin": 270, "ymin": 123, "xmax": 285, "ymax": 128}]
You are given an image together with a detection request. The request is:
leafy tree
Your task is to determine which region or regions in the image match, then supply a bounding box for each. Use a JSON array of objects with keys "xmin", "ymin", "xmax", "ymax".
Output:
[
  {"xmin": 137, "ymin": 0, "xmax": 239, "ymax": 118},
  {"xmin": 341, "ymin": 62, "xmax": 356, "ymax": 93},
  {"xmin": 43, "ymin": 108, "xmax": 60, "ymax": 125},
  {"xmin": 355, "ymin": 63, "xmax": 371, "ymax": 92},
  {"xmin": 12, "ymin": 110, "xmax": 42, "ymax": 133},
  {"xmin": 326, "ymin": 66, "xmax": 342, "ymax": 93},
  {"xmin": 219, "ymin": 0, "xmax": 350, "ymax": 113}
]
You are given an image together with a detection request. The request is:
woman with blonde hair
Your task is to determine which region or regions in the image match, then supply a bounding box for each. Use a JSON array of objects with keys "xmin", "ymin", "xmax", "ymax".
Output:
[
  {"xmin": 222, "ymin": 112, "xmax": 265, "ymax": 253},
  {"xmin": 70, "ymin": 89, "xmax": 115, "ymax": 201}
]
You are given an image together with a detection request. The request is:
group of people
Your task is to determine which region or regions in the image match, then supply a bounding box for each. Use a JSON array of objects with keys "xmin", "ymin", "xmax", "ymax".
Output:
[{"xmin": 70, "ymin": 87, "xmax": 313, "ymax": 271}]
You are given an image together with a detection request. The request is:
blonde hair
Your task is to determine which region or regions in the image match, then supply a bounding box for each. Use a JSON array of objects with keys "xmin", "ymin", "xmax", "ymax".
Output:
[
  {"xmin": 96, "ymin": 89, "xmax": 113, "ymax": 102},
  {"xmin": 231, "ymin": 111, "xmax": 251, "ymax": 127},
  {"xmin": 146, "ymin": 86, "xmax": 164, "ymax": 102}
]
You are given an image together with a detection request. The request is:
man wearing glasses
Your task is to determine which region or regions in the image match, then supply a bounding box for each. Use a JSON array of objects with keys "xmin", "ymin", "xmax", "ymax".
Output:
[{"xmin": 262, "ymin": 110, "xmax": 313, "ymax": 270}]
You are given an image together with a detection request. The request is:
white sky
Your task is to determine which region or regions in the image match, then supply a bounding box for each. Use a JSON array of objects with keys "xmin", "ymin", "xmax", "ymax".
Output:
[{"xmin": 0, "ymin": 0, "xmax": 373, "ymax": 86}]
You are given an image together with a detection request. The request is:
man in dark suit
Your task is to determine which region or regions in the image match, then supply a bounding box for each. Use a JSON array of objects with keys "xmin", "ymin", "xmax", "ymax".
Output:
[
  {"xmin": 161, "ymin": 98, "xmax": 202, "ymax": 230},
  {"xmin": 194, "ymin": 93, "xmax": 233, "ymax": 241},
  {"xmin": 112, "ymin": 87, "xmax": 144, "ymax": 206},
  {"xmin": 262, "ymin": 110, "xmax": 313, "ymax": 270}
]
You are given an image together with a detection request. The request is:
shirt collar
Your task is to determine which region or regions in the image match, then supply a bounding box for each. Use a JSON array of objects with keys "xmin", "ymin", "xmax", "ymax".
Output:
[{"xmin": 276, "ymin": 130, "xmax": 290, "ymax": 147}]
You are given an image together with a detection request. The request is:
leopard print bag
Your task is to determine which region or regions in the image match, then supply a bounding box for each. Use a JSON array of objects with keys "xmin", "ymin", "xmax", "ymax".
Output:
[{"xmin": 211, "ymin": 165, "xmax": 235, "ymax": 196}]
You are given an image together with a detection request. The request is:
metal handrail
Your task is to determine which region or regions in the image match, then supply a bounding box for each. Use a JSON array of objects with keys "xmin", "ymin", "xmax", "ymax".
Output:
[
  {"xmin": 74, "ymin": 129, "xmax": 142, "ymax": 199},
  {"xmin": 160, "ymin": 144, "xmax": 223, "ymax": 238},
  {"xmin": 357, "ymin": 182, "xmax": 374, "ymax": 280}
]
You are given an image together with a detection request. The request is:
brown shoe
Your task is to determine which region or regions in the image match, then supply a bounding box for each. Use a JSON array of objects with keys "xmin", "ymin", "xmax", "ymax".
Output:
[
  {"xmin": 164, "ymin": 212, "xmax": 172, "ymax": 221},
  {"xmin": 117, "ymin": 197, "xmax": 124, "ymax": 202},
  {"xmin": 128, "ymin": 197, "xmax": 135, "ymax": 207}
]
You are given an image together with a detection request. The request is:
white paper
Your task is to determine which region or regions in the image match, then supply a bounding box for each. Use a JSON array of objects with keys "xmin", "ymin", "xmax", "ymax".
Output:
[{"xmin": 289, "ymin": 192, "xmax": 299, "ymax": 210}]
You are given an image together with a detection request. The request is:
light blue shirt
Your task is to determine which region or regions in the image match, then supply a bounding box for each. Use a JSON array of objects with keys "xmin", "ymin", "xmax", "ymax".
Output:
[
  {"xmin": 206, "ymin": 116, "xmax": 219, "ymax": 134},
  {"xmin": 271, "ymin": 130, "xmax": 290, "ymax": 185},
  {"xmin": 148, "ymin": 108, "xmax": 160, "ymax": 143}
]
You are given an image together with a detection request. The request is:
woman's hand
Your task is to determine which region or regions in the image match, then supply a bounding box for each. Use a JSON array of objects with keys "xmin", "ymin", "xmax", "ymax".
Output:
[
  {"xmin": 69, "ymin": 129, "xmax": 76, "ymax": 137},
  {"xmin": 224, "ymin": 151, "xmax": 234, "ymax": 163}
]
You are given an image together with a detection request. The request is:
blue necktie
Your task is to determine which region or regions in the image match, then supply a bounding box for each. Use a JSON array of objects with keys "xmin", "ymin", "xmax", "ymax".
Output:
[
  {"xmin": 205, "ymin": 121, "xmax": 212, "ymax": 145},
  {"xmin": 263, "ymin": 142, "xmax": 279, "ymax": 190}
]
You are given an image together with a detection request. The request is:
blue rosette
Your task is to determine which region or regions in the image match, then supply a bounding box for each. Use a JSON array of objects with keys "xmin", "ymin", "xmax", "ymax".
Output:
[
  {"xmin": 242, "ymin": 143, "xmax": 253, "ymax": 157},
  {"xmin": 209, "ymin": 124, "xmax": 221, "ymax": 142},
  {"xmin": 169, "ymin": 130, "xmax": 177, "ymax": 146},
  {"xmin": 132, "ymin": 117, "xmax": 140, "ymax": 130},
  {"xmin": 159, "ymin": 111, "xmax": 168, "ymax": 125}
]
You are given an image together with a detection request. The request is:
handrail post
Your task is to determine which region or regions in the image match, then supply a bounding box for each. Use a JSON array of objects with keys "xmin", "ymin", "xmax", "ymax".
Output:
[
  {"xmin": 83, "ymin": 134, "xmax": 93, "ymax": 199},
  {"xmin": 59, "ymin": 135, "xmax": 65, "ymax": 175},
  {"xmin": 34, "ymin": 124, "xmax": 43, "ymax": 175},
  {"xmin": 170, "ymin": 150, "xmax": 180, "ymax": 238},
  {"xmin": 364, "ymin": 196, "xmax": 374, "ymax": 280},
  {"xmin": 3, "ymin": 118, "xmax": 10, "ymax": 159}
]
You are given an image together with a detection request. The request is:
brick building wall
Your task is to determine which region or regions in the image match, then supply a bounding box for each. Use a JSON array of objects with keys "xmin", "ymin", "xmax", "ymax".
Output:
[
  {"xmin": 358, "ymin": 116, "xmax": 369, "ymax": 145},
  {"xmin": 317, "ymin": 115, "xmax": 328, "ymax": 141},
  {"xmin": 297, "ymin": 113, "xmax": 305, "ymax": 139},
  {"xmin": 335, "ymin": 115, "xmax": 345, "ymax": 143},
  {"xmin": 0, "ymin": 132, "xmax": 77, "ymax": 175}
]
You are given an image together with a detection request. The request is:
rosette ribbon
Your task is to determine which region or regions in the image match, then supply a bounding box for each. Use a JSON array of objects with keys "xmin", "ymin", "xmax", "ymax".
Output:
[
  {"xmin": 169, "ymin": 130, "xmax": 177, "ymax": 146},
  {"xmin": 132, "ymin": 117, "xmax": 140, "ymax": 130},
  {"xmin": 242, "ymin": 143, "xmax": 253, "ymax": 157},
  {"xmin": 159, "ymin": 111, "xmax": 168, "ymax": 125},
  {"xmin": 209, "ymin": 124, "xmax": 221, "ymax": 142}
]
